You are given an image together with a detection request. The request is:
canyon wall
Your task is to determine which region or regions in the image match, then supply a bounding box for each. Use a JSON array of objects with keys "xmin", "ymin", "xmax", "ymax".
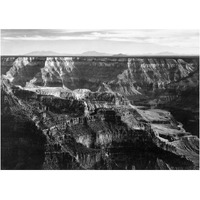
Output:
[
  {"xmin": 1, "ymin": 56, "xmax": 199, "ymax": 169},
  {"xmin": 1, "ymin": 56, "xmax": 198, "ymax": 97}
]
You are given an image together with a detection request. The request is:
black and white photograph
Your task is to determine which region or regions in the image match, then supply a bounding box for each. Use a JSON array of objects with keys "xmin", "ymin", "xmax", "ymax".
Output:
[
  {"xmin": 0, "ymin": 1, "xmax": 199, "ymax": 200},
  {"xmin": 1, "ymin": 29, "xmax": 199, "ymax": 170}
]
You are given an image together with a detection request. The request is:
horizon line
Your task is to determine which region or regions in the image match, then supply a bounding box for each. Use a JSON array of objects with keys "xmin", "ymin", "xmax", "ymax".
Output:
[{"xmin": 1, "ymin": 54, "xmax": 199, "ymax": 58}]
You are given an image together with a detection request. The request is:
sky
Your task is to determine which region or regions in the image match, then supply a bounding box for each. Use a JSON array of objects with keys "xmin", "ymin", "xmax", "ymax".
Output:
[{"xmin": 1, "ymin": 29, "xmax": 199, "ymax": 55}]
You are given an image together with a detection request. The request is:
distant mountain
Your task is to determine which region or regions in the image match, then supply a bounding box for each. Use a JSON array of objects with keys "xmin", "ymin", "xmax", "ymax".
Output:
[
  {"xmin": 112, "ymin": 53, "xmax": 128, "ymax": 57},
  {"xmin": 26, "ymin": 51, "xmax": 61, "ymax": 56},
  {"xmin": 24, "ymin": 51, "xmax": 191, "ymax": 57},
  {"xmin": 80, "ymin": 51, "xmax": 111, "ymax": 56}
]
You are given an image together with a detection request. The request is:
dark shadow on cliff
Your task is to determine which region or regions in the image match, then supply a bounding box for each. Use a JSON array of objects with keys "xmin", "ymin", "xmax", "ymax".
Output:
[{"xmin": 1, "ymin": 114, "xmax": 47, "ymax": 170}]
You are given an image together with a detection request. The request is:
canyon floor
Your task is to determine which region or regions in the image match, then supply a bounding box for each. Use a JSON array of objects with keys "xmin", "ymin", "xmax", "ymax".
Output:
[{"xmin": 1, "ymin": 56, "xmax": 199, "ymax": 170}]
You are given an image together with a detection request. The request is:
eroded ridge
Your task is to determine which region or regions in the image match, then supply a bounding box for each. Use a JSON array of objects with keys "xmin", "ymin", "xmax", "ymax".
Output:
[{"xmin": 1, "ymin": 56, "xmax": 199, "ymax": 169}]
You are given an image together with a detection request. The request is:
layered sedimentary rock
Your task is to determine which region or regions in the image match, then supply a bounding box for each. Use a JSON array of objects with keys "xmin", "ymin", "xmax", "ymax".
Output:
[
  {"xmin": 1, "ymin": 56, "xmax": 199, "ymax": 170},
  {"xmin": 2, "ymin": 56, "xmax": 198, "ymax": 95},
  {"xmin": 2, "ymin": 56, "xmax": 198, "ymax": 121},
  {"xmin": 1, "ymin": 76, "xmax": 199, "ymax": 169}
]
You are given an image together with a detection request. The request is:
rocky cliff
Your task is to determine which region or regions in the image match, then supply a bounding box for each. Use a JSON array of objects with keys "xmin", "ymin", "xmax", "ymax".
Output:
[
  {"xmin": 1, "ymin": 56, "xmax": 199, "ymax": 170},
  {"xmin": 1, "ymin": 76, "xmax": 199, "ymax": 169},
  {"xmin": 2, "ymin": 56, "xmax": 198, "ymax": 96}
]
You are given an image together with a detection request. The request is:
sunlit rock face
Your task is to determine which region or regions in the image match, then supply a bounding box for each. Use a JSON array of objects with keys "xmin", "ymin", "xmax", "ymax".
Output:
[
  {"xmin": 2, "ymin": 57, "xmax": 198, "ymax": 96},
  {"xmin": 1, "ymin": 56, "xmax": 199, "ymax": 170},
  {"xmin": 3, "ymin": 57, "xmax": 46, "ymax": 86}
]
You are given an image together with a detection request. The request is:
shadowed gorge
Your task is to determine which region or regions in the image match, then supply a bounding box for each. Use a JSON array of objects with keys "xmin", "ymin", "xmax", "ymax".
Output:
[{"xmin": 1, "ymin": 56, "xmax": 199, "ymax": 170}]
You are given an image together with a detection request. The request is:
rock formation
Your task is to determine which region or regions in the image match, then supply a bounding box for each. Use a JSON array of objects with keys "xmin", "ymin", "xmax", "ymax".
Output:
[{"xmin": 1, "ymin": 56, "xmax": 199, "ymax": 169}]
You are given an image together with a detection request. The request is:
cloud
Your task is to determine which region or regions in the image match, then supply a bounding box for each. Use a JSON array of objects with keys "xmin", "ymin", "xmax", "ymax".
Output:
[
  {"xmin": 1, "ymin": 29, "xmax": 199, "ymax": 48},
  {"xmin": 90, "ymin": 30, "xmax": 199, "ymax": 47},
  {"xmin": 3, "ymin": 35, "xmax": 98, "ymax": 41},
  {"xmin": 1, "ymin": 29, "xmax": 99, "ymax": 40},
  {"xmin": 86, "ymin": 30, "xmax": 199, "ymax": 48}
]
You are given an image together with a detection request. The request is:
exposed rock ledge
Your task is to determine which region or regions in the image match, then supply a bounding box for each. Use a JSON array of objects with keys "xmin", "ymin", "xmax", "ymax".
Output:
[{"xmin": 1, "ymin": 77, "xmax": 199, "ymax": 169}]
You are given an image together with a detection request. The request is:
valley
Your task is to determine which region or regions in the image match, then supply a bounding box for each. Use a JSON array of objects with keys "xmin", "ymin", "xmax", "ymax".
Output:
[{"xmin": 1, "ymin": 56, "xmax": 199, "ymax": 169}]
